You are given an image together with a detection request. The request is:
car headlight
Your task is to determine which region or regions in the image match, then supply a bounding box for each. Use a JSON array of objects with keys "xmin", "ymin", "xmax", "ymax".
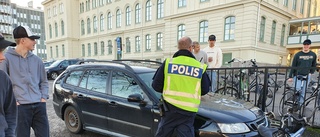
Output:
[{"xmin": 217, "ymin": 123, "xmax": 250, "ymax": 134}]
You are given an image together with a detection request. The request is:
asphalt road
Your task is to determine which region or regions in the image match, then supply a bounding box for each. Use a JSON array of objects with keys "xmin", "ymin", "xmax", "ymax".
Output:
[{"xmin": 30, "ymin": 80, "xmax": 108, "ymax": 137}]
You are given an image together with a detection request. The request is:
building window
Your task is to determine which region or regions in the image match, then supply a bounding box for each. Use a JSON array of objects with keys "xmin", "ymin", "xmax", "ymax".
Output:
[
  {"xmin": 55, "ymin": 45, "xmax": 59, "ymax": 57},
  {"xmin": 82, "ymin": 44, "xmax": 85, "ymax": 57},
  {"xmin": 146, "ymin": 0, "xmax": 152, "ymax": 21},
  {"xmin": 101, "ymin": 41, "xmax": 105, "ymax": 55},
  {"xmin": 55, "ymin": 22, "xmax": 58, "ymax": 37},
  {"xmin": 62, "ymin": 44, "xmax": 65, "ymax": 57},
  {"xmin": 126, "ymin": 37, "xmax": 131, "ymax": 53},
  {"xmin": 61, "ymin": 20, "xmax": 65, "ymax": 36},
  {"xmin": 157, "ymin": 0, "xmax": 164, "ymax": 19},
  {"xmin": 292, "ymin": 0, "xmax": 297, "ymax": 10},
  {"xmin": 199, "ymin": 20, "xmax": 208, "ymax": 43},
  {"xmin": 100, "ymin": 14, "xmax": 104, "ymax": 31},
  {"xmin": 135, "ymin": 36, "xmax": 141, "ymax": 52},
  {"xmin": 135, "ymin": 4, "xmax": 141, "ymax": 24},
  {"xmin": 116, "ymin": 9, "xmax": 121, "ymax": 28},
  {"xmin": 259, "ymin": 16, "xmax": 266, "ymax": 42},
  {"xmin": 93, "ymin": 16, "xmax": 98, "ymax": 33},
  {"xmin": 50, "ymin": 46, "xmax": 53, "ymax": 58},
  {"xmin": 280, "ymin": 24, "xmax": 286, "ymax": 46},
  {"xmin": 107, "ymin": 0, "xmax": 112, "ymax": 4},
  {"xmin": 107, "ymin": 12, "xmax": 112, "ymax": 29},
  {"xmin": 126, "ymin": 6, "xmax": 131, "ymax": 26},
  {"xmin": 88, "ymin": 43, "xmax": 91, "ymax": 56},
  {"xmin": 92, "ymin": 0, "xmax": 97, "ymax": 9},
  {"xmin": 108, "ymin": 40, "xmax": 112, "ymax": 54},
  {"xmin": 81, "ymin": 20, "xmax": 85, "ymax": 35},
  {"xmin": 145, "ymin": 34, "xmax": 151, "ymax": 51},
  {"xmin": 300, "ymin": 0, "xmax": 304, "ymax": 14},
  {"xmin": 178, "ymin": 0, "xmax": 186, "ymax": 7},
  {"xmin": 224, "ymin": 16, "xmax": 235, "ymax": 41},
  {"xmin": 87, "ymin": 18, "xmax": 91, "ymax": 34},
  {"xmin": 200, "ymin": 0, "xmax": 209, "ymax": 2},
  {"xmin": 156, "ymin": 33, "xmax": 163, "ymax": 50},
  {"xmin": 177, "ymin": 24, "xmax": 185, "ymax": 41},
  {"xmin": 49, "ymin": 24, "xmax": 52, "ymax": 38},
  {"xmin": 270, "ymin": 20, "xmax": 276, "ymax": 44},
  {"xmin": 283, "ymin": 0, "xmax": 288, "ymax": 6},
  {"xmin": 94, "ymin": 42, "xmax": 98, "ymax": 55}
]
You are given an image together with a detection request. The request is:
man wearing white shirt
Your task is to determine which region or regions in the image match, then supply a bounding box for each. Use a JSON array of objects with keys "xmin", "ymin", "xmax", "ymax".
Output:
[{"xmin": 203, "ymin": 35, "xmax": 223, "ymax": 92}]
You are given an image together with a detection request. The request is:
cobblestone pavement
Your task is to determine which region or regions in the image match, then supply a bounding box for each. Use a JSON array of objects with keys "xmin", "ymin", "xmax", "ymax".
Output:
[{"xmin": 30, "ymin": 80, "xmax": 108, "ymax": 137}]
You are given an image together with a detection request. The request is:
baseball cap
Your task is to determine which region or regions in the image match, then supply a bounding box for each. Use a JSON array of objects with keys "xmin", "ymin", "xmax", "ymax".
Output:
[
  {"xmin": 0, "ymin": 33, "xmax": 16, "ymax": 50},
  {"xmin": 208, "ymin": 35, "xmax": 216, "ymax": 41},
  {"xmin": 303, "ymin": 39, "xmax": 311, "ymax": 45},
  {"xmin": 13, "ymin": 26, "xmax": 40, "ymax": 39}
]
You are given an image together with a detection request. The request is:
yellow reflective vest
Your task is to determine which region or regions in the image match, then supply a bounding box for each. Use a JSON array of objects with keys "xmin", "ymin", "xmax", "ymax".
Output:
[{"xmin": 163, "ymin": 56, "xmax": 207, "ymax": 112}]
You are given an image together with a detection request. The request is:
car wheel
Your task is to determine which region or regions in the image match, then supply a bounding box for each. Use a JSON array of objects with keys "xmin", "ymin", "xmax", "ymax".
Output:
[
  {"xmin": 51, "ymin": 72, "xmax": 58, "ymax": 80},
  {"xmin": 64, "ymin": 106, "xmax": 83, "ymax": 134}
]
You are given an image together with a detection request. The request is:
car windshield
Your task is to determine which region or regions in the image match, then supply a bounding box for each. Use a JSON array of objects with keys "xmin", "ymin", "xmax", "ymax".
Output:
[
  {"xmin": 50, "ymin": 60, "xmax": 63, "ymax": 67},
  {"xmin": 137, "ymin": 72, "xmax": 161, "ymax": 99}
]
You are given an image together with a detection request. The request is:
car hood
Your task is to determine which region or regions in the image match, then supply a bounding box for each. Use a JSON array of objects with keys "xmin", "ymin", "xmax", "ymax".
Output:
[{"xmin": 198, "ymin": 93, "xmax": 264, "ymax": 123}]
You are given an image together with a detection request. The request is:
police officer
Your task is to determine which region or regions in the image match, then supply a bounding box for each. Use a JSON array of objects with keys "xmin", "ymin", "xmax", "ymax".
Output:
[{"xmin": 152, "ymin": 36, "xmax": 210, "ymax": 137}]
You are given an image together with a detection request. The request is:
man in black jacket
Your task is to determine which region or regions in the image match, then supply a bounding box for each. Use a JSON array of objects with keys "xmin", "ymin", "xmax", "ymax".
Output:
[
  {"xmin": 152, "ymin": 36, "xmax": 210, "ymax": 137},
  {"xmin": 0, "ymin": 33, "xmax": 17, "ymax": 137}
]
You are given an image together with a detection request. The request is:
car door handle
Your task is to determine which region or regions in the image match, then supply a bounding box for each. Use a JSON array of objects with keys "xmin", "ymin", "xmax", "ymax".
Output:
[
  {"xmin": 77, "ymin": 94, "xmax": 84, "ymax": 98},
  {"xmin": 109, "ymin": 101, "xmax": 117, "ymax": 106}
]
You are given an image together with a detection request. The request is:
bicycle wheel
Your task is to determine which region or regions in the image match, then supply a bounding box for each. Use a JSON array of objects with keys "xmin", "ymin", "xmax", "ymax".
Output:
[
  {"xmin": 249, "ymin": 84, "xmax": 273, "ymax": 107},
  {"xmin": 216, "ymin": 87, "xmax": 239, "ymax": 98},
  {"xmin": 278, "ymin": 90, "xmax": 298, "ymax": 116},
  {"xmin": 300, "ymin": 96, "xmax": 318, "ymax": 118}
]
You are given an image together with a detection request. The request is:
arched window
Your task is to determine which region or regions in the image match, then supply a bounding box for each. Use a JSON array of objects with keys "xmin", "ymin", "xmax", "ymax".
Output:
[
  {"xmin": 94, "ymin": 42, "xmax": 98, "ymax": 55},
  {"xmin": 81, "ymin": 20, "xmax": 85, "ymax": 35},
  {"xmin": 55, "ymin": 22, "xmax": 58, "ymax": 37},
  {"xmin": 126, "ymin": 6, "xmax": 131, "ymax": 26},
  {"xmin": 156, "ymin": 33, "xmax": 163, "ymax": 50},
  {"xmin": 126, "ymin": 37, "xmax": 131, "ymax": 53},
  {"xmin": 259, "ymin": 16, "xmax": 266, "ymax": 42},
  {"xmin": 135, "ymin": 36, "xmax": 141, "ymax": 52},
  {"xmin": 199, "ymin": 21, "xmax": 208, "ymax": 42},
  {"xmin": 49, "ymin": 24, "xmax": 52, "ymax": 38},
  {"xmin": 270, "ymin": 20, "xmax": 277, "ymax": 44},
  {"xmin": 107, "ymin": 12, "xmax": 112, "ymax": 29},
  {"xmin": 87, "ymin": 18, "xmax": 91, "ymax": 34},
  {"xmin": 145, "ymin": 34, "xmax": 151, "ymax": 51},
  {"xmin": 100, "ymin": 14, "xmax": 104, "ymax": 31},
  {"xmin": 135, "ymin": 4, "xmax": 141, "ymax": 23},
  {"xmin": 61, "ymin": 20, "xmax": 65, "ymax": 36},
  {"xmin": 116, "ymin": 9, "xmax": 121, "ymax": 27},
  {"xmin": 224, "ymin": 16, "xmax": 235, "ymax": 40},
  {"xmin": 101, "ymin": 41, "xmax": 105, "ymax": 55},
  {"xmin": 157, "ymin": 0, "xmax": 164, "ymax": 19},
  {"xmin": 93, "ymin": 16, "xmax": 98, "ymax": 33},
  {"xmin": 146, "ymin": 0, "xmax": 152, "ymax": 21}
]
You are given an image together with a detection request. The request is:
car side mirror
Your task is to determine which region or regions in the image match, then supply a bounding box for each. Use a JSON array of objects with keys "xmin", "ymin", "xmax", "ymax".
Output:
[{"xmin": 127, "ymin": 93, "xmax": 147, "ymax": 106}]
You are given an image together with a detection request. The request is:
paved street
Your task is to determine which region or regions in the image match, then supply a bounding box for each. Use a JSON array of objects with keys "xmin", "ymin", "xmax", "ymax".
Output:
[{"xmin": 30, "ymin": 80, "xmax": 108, "ymax": 137}]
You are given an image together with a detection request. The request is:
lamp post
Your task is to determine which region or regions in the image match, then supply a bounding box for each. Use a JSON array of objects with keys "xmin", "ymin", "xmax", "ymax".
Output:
[{"xmin": 254, "ymin": 0, "xmax": 263, "ymax": 60}]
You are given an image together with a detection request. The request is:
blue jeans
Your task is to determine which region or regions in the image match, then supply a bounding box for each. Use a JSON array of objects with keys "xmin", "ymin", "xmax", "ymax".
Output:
[
  {"xmin": 207, "ymin": 71, "xmax": 217, "ymax": 92},
  {"xmin": 293, "ymin": 75, "xmax": 310, "ymax": 106},
  {"xmin": 16, "ymin": 102, "xmax": 49, "ymax": 137}
]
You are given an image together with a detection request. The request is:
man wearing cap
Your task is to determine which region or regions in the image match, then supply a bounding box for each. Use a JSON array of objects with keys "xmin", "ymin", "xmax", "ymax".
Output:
[
  {"xmin": 0, "ymin": 33, "xmax": 17, "ymax": 137},
  {"xmin": 203, "ymin": 35, "xmax": 222, "ymax": 92},
  {"xmin": 0, "ymin": 26, "xmax": 49, "ymax": 137},
  {"xmin": 288, "ymin": 39, "xmax": 317, "ymax": 111}
]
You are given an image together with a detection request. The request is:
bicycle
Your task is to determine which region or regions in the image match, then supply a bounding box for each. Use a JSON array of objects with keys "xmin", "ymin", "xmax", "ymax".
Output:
[
  {"xmin": 258, "ymin": 111, "xmax": 309, "ymax": 137},
  {"xmin": 278, "ymin": 75, "xmax": 319, "ymax": 117},
  {"xmin": 216, "ymin": 58, "xmax": 259, "ymax": 100},
  {"xmin": 254, "ymin": 71, "xmax": 285, "ymax": 108}
]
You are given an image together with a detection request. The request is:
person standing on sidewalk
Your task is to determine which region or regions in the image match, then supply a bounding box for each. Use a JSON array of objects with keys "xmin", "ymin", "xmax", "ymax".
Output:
[
  {"xmin": 203, "ymin": 35, "xmax": 222, "ymax": 92},
  {"xmin": 288, "ymin": 39, "xmax": 317, "ymax": 110},
  {"xmin": 192, "ymin": 41, "xmax": 208, "ymax": 64},
  {"xmin": 0, "ymin": 33, "xmax": 17, "ymax": 137},
  {"xmin": 0, "ymin": 26, "xmax": 50, "ymax": 137},
  {"xmin": 152, "ymin": 36, "xmax": 210, "ymax": 137}
]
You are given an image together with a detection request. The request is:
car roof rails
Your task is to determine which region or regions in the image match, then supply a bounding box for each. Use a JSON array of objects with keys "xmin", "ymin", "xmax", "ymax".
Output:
[
  {"xmin": 112, "ymin": 59, "xmax": 162, "ymax": 69},
  {"xmin": 76, "ymin": 59, "xmax": 162, "ymax": 71}
]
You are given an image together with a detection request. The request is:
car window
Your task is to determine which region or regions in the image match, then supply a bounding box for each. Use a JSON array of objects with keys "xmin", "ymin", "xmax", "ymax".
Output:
[
  {"xmin": 61, "ymin": 61, "xmax": 69, "ymax": 67},
  {"xmin": 86, "ymin": 70, "xmax": 109, "ymax": 93},
  {"xmin": 111, "ymin": 71, "xmax": 143, "ymax": 98},
  {"xmin": 70, "ymin": 60, "xmax": 79, "ymax": 65},
  {"xmin": 79, "ymin": 71, "xmax": 89, "ymax": 88},
  {"xmin": 65, "ymin": 71, "xmax": 83, "ymax": 86}
]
